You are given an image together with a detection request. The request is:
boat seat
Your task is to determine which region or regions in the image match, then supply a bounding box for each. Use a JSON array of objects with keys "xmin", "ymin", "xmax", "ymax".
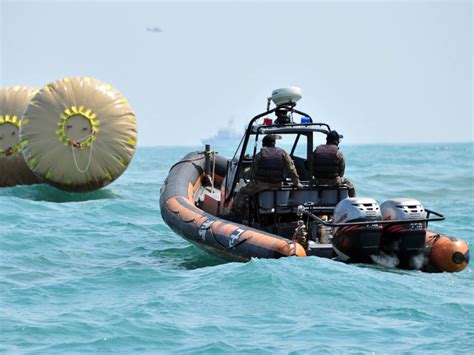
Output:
[
  {"xmin": 289, "ymin": 190, "xmax": 319, "ymax": 206},
  {"xmin": 319, "ymin": 188, "xmax": 349, "ymax": 205},
  {"xmin": 257, "ymin": 190, "xmax": 291, "ymax": 213},
  {"xmin": 256, "ymin": 186, "xmax": 349, "ymax": 215}
]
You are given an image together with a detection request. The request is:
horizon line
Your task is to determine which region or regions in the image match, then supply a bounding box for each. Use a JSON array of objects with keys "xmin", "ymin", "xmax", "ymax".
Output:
[{"xmin": 137, "ymin": 140, "xmax": 474, "ymax": 148}]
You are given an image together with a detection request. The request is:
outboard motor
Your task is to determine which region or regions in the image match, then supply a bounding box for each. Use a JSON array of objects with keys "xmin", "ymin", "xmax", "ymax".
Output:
[
  {"xmin": 380, "ymin": 198, "xmax": 427, "ymax": 270},
  {"xmin": 332, "ymin": 198, "xmax": 382, "ymax": 263}
]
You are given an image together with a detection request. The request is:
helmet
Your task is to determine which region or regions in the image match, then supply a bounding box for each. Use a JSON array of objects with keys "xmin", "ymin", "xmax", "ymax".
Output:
[
  {"xmin": 326, "ymin": 130, "xmax": 343, "ymax": 144},
  {"xmin": 262, "ymin": 134, "xmax": 281, "ymax": 147}
]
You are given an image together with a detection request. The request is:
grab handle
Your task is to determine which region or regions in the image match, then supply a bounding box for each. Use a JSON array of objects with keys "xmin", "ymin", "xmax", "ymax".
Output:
[{"xmin": 298, "ymin": 206, "xmax": 445, "ymax": 227}]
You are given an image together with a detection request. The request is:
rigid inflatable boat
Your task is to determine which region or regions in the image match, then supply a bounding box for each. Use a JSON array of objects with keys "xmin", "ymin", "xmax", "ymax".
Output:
[{"xmin": 160, "ymin": 88, "xmax": 469, "ymax": 272}]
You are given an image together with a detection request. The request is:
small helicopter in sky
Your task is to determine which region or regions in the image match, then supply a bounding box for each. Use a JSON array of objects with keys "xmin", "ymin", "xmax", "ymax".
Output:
[{"xmin": 146, "ymin": 26, "xmax": 163, "ymax": 33}]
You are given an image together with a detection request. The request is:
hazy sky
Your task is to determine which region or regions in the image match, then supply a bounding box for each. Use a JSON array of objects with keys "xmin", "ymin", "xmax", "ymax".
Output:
[{"xmin": 1, "ymin": 0, "xmax": 472, "ymax": 146}]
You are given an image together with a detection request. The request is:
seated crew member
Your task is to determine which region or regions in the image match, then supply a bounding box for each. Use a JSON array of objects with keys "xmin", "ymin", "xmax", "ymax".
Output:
[
  {"xmin": 312, "ymin": 130, "xmax": 356, "ymax": 197},
  {"xmin": 230, "ymin": 134, "xmax": 303, "ymax": 219}
]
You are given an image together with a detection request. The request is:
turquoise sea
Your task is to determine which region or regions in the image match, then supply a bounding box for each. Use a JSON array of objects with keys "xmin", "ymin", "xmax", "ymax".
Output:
[{"xmin": 1, "ymin": 143, "xmax": 473, "ymax": 353}]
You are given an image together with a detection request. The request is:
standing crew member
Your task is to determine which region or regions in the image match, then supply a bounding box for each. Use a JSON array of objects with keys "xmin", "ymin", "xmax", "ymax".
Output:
[
  {"xmin": 229, "ymin": 134, "xmax": 303, "ymax": 219},
  {"xmin": 312, "ymin": 130, "xmax": 356, "ymax": 197}
]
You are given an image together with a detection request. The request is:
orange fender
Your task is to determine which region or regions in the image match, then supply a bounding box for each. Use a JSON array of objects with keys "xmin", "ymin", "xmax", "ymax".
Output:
[{"xmin": 426, "ymin": 231, "xmax": 470, "ymax": 272}]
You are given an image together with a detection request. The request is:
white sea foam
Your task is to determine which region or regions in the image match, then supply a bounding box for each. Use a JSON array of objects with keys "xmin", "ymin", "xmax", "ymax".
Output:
[{"xmin": 371, "ymin": 252, "xmax": 400, "ymax": 268}]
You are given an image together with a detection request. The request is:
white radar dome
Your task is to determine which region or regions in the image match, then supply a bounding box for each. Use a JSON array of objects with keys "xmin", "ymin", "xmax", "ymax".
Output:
[{"xmin": 271, "ymin": 87, "xmax": 302, "ymax": 107}]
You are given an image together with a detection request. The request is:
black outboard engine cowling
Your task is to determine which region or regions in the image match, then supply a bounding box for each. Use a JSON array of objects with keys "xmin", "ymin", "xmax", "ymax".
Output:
[
  {"xmin": 332, "ymin": 198, "xmax": 382, "ymax": 263},
  {"xmin": 380, "ymin": 198, "xmax": 427, "ymax": 270}
]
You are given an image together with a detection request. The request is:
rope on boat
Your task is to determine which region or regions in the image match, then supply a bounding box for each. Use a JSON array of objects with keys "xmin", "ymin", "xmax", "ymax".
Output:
[
  {"xmin": 168, "ymin": 155, "xmax": 206, "ymax": 173},
  {"xmin": 211, "ymin": 151, "xmax": 216, "ymax": 193},
  {"xmin": 225, "ymin": 237, "xmax": 250, "ymax": 251},
  {"xmin": 207, "ymin": 223, "xmax": 228, "ymax": 250},
  {"xmin": 202, "ymin": 220, "xmax": 250, "ymax": 251}
]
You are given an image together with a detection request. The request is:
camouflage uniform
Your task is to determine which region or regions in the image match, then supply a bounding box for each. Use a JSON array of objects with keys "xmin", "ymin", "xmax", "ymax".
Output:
[
  {"xmin": 313, "ymin": 144, "xmax": 356, "ymax": 197},
  {"xmin": 231, "ymin": 149, "xmax": 300, "ymax": 217}
]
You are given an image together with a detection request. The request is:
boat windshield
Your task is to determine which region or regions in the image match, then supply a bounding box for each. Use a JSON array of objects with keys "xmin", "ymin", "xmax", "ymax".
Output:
[
  {"xmin": 237, "ymin": 132, "xmax": 308, "ymax": 160},
  {"xmin": 231, "ymin": 134, "xmax": 245, "ymax": 161},
  {"xmin": 282, "ymin": 134, "xmax": 307, "ymax": 158}
]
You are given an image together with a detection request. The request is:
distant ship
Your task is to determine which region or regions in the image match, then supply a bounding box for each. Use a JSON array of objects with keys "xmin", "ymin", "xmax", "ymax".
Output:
[
  {"xmin": 201, "ymin": 119, "xmax": 243, "ymax": 147},
  {"xmin": 146, "ymin": 26, "xmax": 163, "ymax": 33},
  {"xmin": 201, "ymin": 128, "xmax": 243, "ymax": 147}
]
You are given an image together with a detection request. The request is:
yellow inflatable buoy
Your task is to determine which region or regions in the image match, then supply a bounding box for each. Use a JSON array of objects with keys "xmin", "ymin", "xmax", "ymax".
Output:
[
  {"xmin": 20, "ymin": 77, "xmax": 137, "ymax": 192},
  {"xmin": 0, "ymin": 86, "xmax": 40, "ymax": 187}
]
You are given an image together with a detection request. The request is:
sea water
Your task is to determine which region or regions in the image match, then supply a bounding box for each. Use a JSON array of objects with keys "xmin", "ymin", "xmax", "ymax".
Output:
[{"xmin": 1, "ymin": 143, "xmax": 473, "ymax": 353}]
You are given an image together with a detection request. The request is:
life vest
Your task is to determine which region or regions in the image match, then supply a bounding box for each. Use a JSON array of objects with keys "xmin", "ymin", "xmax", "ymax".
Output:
[
  {"xmin": 313, "ymin": 144, "xmax": 339, "ymax": 179},
  {"xmin": 254, "ymin": 147, "xmax": 285, "ymax": 183}
]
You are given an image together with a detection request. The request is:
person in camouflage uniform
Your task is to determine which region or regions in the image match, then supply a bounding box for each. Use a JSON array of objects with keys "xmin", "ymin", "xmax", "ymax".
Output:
[
  {"xmin": 230, "ymin": 134, "xmax": 302, "ymax": 219},
  {"xmin": 312, "ymin": 130, "xmax": 356, "ymax": 197}
]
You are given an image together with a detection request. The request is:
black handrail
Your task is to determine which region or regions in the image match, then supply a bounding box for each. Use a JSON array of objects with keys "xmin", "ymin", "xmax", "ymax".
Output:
[
  {"xmin": 299, "ymin": 207, "xmax": 445, "ymax": 227},
  {"xmin": 258, "ymin": 122, "xmax": 331, "ymax": 132}
]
